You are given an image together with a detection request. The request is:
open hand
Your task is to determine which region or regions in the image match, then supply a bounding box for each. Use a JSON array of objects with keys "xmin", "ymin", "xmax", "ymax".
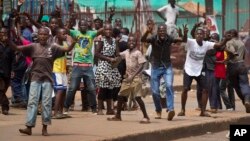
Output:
[
  {"xmin": 40, "ymin": 0, "xmax": 46, "ymax": 6},
  {"xmin": 177, "ymin": 27, "xmax": 183, "ymax": 37},
  {"xmin": 110, "ymin": 7, "xmax": 115, "ymax": 16},
  {"xmin": 183, "ymin": 24, "xmax": 189, "ymax": 35},
  {"xmin": 147, "ymin": 25, "xmax": 154, "ymax": 33}
]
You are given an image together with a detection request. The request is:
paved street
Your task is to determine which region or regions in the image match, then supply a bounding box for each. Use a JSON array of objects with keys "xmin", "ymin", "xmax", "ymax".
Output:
[
  {"xmin": 173, "ymin": 130, "xmax": 229, "ymax": 141},
  {"xmin": 1, "ymin": 74, "xmax": 250, "ymax": 141}
]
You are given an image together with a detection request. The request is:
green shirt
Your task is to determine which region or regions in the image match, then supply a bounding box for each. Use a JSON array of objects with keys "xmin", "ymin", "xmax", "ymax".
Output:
[{"xmin": 70, "ymin": 30, "xmax": 97, "ymax": 64}]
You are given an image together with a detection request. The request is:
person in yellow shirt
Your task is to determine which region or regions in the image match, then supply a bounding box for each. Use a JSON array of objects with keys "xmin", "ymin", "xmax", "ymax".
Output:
[{"xmin": 52, "ymin": 28, "xmax": 72, "ymax": 119}]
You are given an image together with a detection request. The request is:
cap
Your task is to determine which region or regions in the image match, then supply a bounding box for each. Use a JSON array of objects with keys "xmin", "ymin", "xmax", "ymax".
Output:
[{"xmin": 41, "ymin": 15, "xmax": 50, "ymax": 23}]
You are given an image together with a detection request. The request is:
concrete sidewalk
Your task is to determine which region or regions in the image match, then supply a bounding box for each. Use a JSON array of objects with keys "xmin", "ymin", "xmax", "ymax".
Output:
[{"xmin": 0, "ymin": 74, "xmax": 250, "ymax": 141}]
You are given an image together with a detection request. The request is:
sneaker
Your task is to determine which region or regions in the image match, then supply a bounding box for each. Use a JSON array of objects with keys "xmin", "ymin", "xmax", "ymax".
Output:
[
  {"xmin": 227, "ymin": 108, "xmax": 234, "ymax": 111},
  {"xmin": 62, "ymin": 114, "xmax": 72, "ymax": 118},
  {"xmin": 63, "ymin": 108, "xmax": 69, "ymax": 115},
  {"xmin": 167, "ymin": 111, "xmax": 175, "ymax": 121}
]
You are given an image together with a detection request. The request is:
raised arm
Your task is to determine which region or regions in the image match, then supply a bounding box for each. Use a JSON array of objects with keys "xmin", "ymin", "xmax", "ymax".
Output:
[
  {"xmin": 53, "ymin": 36, "xmax": 76, "ymax": 52},
  {"xmin": 141, "ymin": 21, "xmax": 156, "ymax": 43},
  {"xmin": 17, "ymin": 1, "xmax": 23, "ymax": 13},
  {"xmin": 173, "ymin": 24, "xmax": 188, "ymax": 43},
  {"xmin": 213, "ymin": 35, "xmax": 231, "ymax": 49},
  {"xmin": 65, "ymin": 12, "xmax": 77, "ymax": 30},
  {"xmin": 0, "ymin": 3, "xmax": 3, "ymax": 28},
  {"xmin": 16, "ymin": 22, "xmax": 26, "ymax": 41},
  {"xmin": 9, "ymin": 40, "xmax": 34, "ymax": 52},
  {"xmin": 22, "ymin": 12, "xmax": 42, "ymax": 29},
  {"xmin": 213, "ymin": 39, "xmax": 227, "ymax": 49},
  {"xmin": 51, "ymin": 6, "xmax": 64, "ymax": 28},
  {"xmin": 37, "ymin": 1, "xmax": 45, "ymax": 23},
  {"xmin": 115, "ymin": 39, "xmax": 120, "ymax": 57},
  {"xmin": 107, "ymin": 7, "xmax": 115, "ymax": 24},
  {"xmin": 141, "ymin": 25, "xmax": 154, "ymax": 44},
  {"xmin": 156, "ymin": 8, "xmax": 167, "ymax": 22}
]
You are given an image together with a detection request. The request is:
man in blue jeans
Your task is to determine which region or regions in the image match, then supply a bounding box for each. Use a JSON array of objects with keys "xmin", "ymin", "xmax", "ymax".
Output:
[
  {"xmin": 141, "ymin": 23, "xmax": 187, "ymax": 120},
  {"xmin": 64, "ymin": 19, "xmax": 103, "ymax": 114}
]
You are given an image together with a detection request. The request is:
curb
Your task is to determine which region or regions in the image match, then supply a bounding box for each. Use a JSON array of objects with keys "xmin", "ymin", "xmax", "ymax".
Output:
[{"xmin": 102, "ymin": 115, "xmax": 250, "ymax": 141}]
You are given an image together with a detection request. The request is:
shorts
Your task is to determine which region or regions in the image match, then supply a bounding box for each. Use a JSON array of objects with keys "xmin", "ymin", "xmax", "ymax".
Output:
[
  {"xmin": 52, "ymin": 73, "xmax": 68, "ymax": 90},
  {"xmin": 183, "ymin": 71, "xmax": 205, "ymax": 91},
  {"xmin": 119, "ymin": 77, "xmax": 142, "ymax": 98}
]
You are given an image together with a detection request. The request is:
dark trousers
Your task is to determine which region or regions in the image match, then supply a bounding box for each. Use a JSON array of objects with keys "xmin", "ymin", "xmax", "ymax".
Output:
[
  {"xmin": 217, "ymin": 78, "xmax": 234, "ymax": 109},
  {"xmin": 227, "ymin": 62, "xmax": 250, "ymax": 104},
  {"xmin": 10, "ymin": 71, "xmax": 26, "ymax": 103},
  {"xmin": 81, "ymin": 89, "xmax": 89, "ymax": 110},
  {"xmin": 206, "ymin": 70, "xmax": 221, "ymax": 109},
  {"xmin": 0, "ymin": 77, "xmax": 10, "ymax": 111}
]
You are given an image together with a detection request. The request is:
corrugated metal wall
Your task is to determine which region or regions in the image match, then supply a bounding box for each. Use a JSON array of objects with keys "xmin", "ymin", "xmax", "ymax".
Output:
[
  {"xmin": 6, "ymin": 0, "xmax": 249, "ymax": 35},
  {"xmin": 225, "ymin": 0, "xmax": 250, "ymax": 32},
  {"xmin": 11, "ymin": 0, "xmax": 69, "ymax": 20}
]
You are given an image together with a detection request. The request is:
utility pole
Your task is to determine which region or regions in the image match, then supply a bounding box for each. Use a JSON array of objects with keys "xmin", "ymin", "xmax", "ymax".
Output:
[
  {"xmin": 105, "ymin": 0, "xmax": 107, "ymax": 20},
  {"xmin": 249, "ymin": 0, "xmax": 250, "ymax": 35},
  {"xmin": 236, "ymin": 0, "xmax": 239, "ymax": 31},
  {"xmin": 222, "ymin": 0, "xmax": 225, "ymax": 34}
]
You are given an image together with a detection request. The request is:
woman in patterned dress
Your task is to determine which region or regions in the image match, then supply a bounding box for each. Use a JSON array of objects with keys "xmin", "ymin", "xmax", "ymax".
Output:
[{"xmin": 95, "ymin": 23, "xmax": 121, "ymax": 115}]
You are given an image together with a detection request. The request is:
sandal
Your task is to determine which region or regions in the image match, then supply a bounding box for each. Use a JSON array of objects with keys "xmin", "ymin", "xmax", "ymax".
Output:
[
  {"xmin": 52, "ymin": 114, "xmax": 64, "ymax": 119},
  {"xmin": 140, "ymin": 118, "xmax": 150, "ymax": 124},
  {"xmin": 200, "ymin": 112, "xmax": 211, "ymax": 117},
  {"xmin": 177, "ymin": 111, "xmax": 185, "ymax": 116},
  {"xmin": 107, "ymin": 116, "xmax": 122, "ymax": 121}
]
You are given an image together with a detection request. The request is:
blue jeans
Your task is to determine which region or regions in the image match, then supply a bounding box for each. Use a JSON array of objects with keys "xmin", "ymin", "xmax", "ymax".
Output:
[
  {"xmin": 26, "ymin": 81, "xmax": 52, "ymax": 127},
  {"xmin": 64, "ymin": 66, "xmax": 97, "ymax": 110},
  {"xmin": 151, "ymin": 65, "xmax": 174, "ymax": 112}
]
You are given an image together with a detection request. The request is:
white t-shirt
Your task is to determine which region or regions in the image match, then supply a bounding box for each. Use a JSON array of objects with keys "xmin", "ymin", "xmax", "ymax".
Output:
[
  {"xmin": 157, "ymin": 4, "xmax": 179, "ymax": 25},
  {"xmin": 184, "ymin": 38, "xmax": 215, "ymax": 76}
]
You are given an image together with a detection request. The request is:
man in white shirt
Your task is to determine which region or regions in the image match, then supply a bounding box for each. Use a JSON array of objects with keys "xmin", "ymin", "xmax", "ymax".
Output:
[
  {"xmin": 157, "ymin": 0, "xmax": 179, "ymax": 38},
  {"xmin": 178, "ymin": 27, "xmax": 231, "ymax": 117}
]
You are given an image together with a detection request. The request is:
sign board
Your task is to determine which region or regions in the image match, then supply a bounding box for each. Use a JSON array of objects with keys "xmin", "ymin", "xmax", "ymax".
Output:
[{"xmin": 206, "ymin": 15, "xmax": 219, "ymax": 35}]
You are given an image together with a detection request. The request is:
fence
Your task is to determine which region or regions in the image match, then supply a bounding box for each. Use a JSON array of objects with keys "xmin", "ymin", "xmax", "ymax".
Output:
[
  {"xmin": 2, "ymin": 0, "xmax": 249, "ymax": 36},
  {"xmin": 223, "ymin": 0, "xmax": 250, "ymax": 35}
]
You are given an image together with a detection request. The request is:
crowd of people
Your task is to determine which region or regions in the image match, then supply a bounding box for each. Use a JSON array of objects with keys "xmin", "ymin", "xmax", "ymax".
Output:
[{"xmin": 0, "ymin": 0, "xmax": 250, "ymax": 136}]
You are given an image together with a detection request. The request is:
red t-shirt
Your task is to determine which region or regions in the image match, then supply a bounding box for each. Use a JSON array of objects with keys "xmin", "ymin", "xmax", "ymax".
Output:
[{"xmin": 214, "ymin": 51, "xmax": 226, "ymax": 79}]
